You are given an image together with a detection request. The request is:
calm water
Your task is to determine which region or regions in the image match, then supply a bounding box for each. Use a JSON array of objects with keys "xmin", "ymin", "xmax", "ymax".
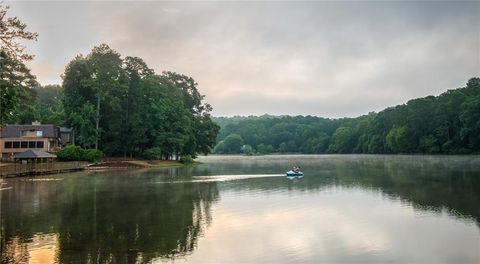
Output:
[{"xmin": 1, "ymin": 155, "xmax": 479, "ymax": 263}]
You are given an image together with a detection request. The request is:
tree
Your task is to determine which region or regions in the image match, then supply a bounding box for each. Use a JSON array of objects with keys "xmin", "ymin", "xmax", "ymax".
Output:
[
  {"xmin": 460, "ymin": 78, "xmax": 480, "ymax": 152},
  {"xmin": 242, "ymin": 144, "xmax": 254, "ymax": 156},
  {"xmin": 33, "ymin": 85, "xmax": 65, "ymax": 125},
  {"xmin": 63, "ymin": 56, "xmax": 95, "ymax": 147},
  {"xmin": 328, "ymin": 127, "xmax": 356, "ymax": 153},
  {"xmin": 221, "ymin": 134, "xmax": 244, "ymax": 154},
  {"xmin": 213, "ymin": 77, "xmax": 479, "ymax": 155},
  {"xmin": 0, "ymin": 4, "xmax": 38, "ymax": 126},
  {"xmin": 386, "ymin": 126, "xmax": 411, "ymax": 153},
  {"xmin": 122, "ymin": 56, "xmax": 154, "ymax": 157},
  {"xmin": 62, "ymin": 45, "xmax": 219, "ymax": 158},
  {"xmin": 213, "ymin": 140, "xmax": 226, "ymax": 154},
  {"xmin": 278, "ymin": 142, "xmax": 288, "ymax": 153},
  {"xmin": 87, "ymin": 44, "xmax": 128, "ymax": 150},
  {"xmin": 163, "ymin": 71, "xmax": 219, "ymax": 157},
  {"xmin": 69, "ymin": 103, "xmax": 97, "ymax": 148}
]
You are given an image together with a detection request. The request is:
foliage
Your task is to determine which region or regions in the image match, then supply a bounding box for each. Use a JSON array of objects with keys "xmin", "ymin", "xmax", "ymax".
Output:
[
  {"xmin": 143, "ymin": 147, "xmax": 163, "ymax": 160},
  {"xmin": 57, "ymin": 145, "xmax": 83, "ymax": 161},
  {"xmin": 0, "ymin": 4, "xmax": 38, "ymax": 126},
  {"xmin": 214, "ymin": 77, "xmax": 480, "ymax": 155},
  {"xmin": 214, "ymin": 134, "xmax": 244, "ymax": 154},
  {"xmin": 386, "ymin": 126, "xmax": 410, "ymax": 153},
  {"xmin": 61, "ymin": 44, "xmax": 219, "ymax": 159},
  {"xmin": 179, "ymin": 155, "xmax": 194, "ymax": 164},
  {"xmin": 33, "ymin": 85, "xmax": 65, "ymax": 125},
  {"xmin": 242, "ymin": 144, "xmax": 254, "ymax": 156},
  {"xmin": 82, "ymin": 149, "xmax": 104, "ymax": 163},
  {"xmin": 57, "ymin": 145, "xmax": 103, "ymax": 162},
  {"xmin": 328, "ymin": 127, "xmax": 356, "ymax": 154}
]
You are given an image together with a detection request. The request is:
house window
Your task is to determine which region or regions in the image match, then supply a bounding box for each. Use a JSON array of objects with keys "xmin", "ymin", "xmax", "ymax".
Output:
[
  {"xmin": 28, "ymin": 141, "xmax": 36, "ymax": 148},
  {"xmin": 36, "ymin": 131, "xmax": 43, "ymax": 137},
  {"xmin": 36, "ymin": 141, "xmax": 44, "ymax": 148},
  {"xmin": 5, "ymin": 142, "xmax": 12, "ymax": 148},
  {"xmin": 12, "ymin": 142, "xmax": 20, "ymax": 148},
  {"xmin": 21, "ymin": 141, "xmax": 28, "ymax": 148},
  {"xmin": 21, "ymin": 130, "xmax": 28, "ymax": 136}
]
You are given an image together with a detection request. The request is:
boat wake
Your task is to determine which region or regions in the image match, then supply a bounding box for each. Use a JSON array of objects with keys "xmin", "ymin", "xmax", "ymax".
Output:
[{"xmin": 154, "ymin": 174, "xmax": 284, "ymax": 184}]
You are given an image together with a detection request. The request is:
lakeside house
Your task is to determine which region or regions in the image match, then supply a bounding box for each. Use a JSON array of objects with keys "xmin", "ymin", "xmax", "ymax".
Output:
[{"xmin": 0, "ymin": 122, "xmax": 75, "ymax": 160}]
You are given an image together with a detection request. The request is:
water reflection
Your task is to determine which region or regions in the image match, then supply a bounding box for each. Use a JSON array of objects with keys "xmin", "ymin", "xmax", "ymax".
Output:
[
  {"xmin": 1, "ymin": 155, "xmax": 479, "ymax": 263},
  {"xmin": 1, "ymin": 171, "xmax": 219, "ymax": 263},
  {"xmin": 3, "ymin": 233, "xmax": 58, "ymax": 263},
  {"xmin": 194, "ymin": 155, "xmax": 480, "ymax": 225}
]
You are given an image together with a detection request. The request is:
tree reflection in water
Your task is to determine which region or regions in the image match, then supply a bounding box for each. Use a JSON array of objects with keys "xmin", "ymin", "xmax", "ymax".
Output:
[
  {"xmin": 193, "ymin": 155, "xmax": 480, "ymax": 226},
  {"xmin": 1, "ymin": 155, "xmax": 479, "ymax": 263},
  {"xmin": 1, "ymin": 171, "xmax": 219, "ymax": 263}
]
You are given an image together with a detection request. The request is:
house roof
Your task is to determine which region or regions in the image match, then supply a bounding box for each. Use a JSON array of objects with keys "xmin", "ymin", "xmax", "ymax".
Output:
[
  {"xmin": 13, "ymin": 150, "xmax": 57, "ymax": 158},
  {"xmin": 0, "ymin": 125, "xmax": 58, "ymax": 138},
  {"xmin": 60, "ymin": 127, "xmax": 73, "ymax": 133}
]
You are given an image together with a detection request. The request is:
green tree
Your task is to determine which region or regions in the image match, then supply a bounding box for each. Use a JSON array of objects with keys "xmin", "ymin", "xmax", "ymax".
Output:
[
  {"xmin": 0, "ymin": 4, "xmax": 38, "ymax": 125},
  {"xmin": 62, "ymin": 45, "xmax": 219, "ymax": 158},
  {"xmin": 242, "ymin": 144, "xmax": 254, "ymax": 156},
  {"xmin": 328, "ymin": 127, "xmax": 356, "ymax": 153},
  {"xmin": 222, "ymin": 134, "xmax": 244, "ymax": 154},
  {"xmin": 386, "ymin": 126, "xmax": 411, "ymax": 153},
  {"xmin": 63, "ymin": 56, "xmax": 95, "ymax": 146},
  {"xmin": 214, "ymin": 140, "xmax": 226, "ymax": 154},
  {"xmin": 87, "ymin": 44, "xmax": 128, "ymax": 151},
  {"xmin": 459, "ymin": 78, "xmax": 480, "ymax": 152},
  {"xmin": 33, "ymin": 85, "xmax": 65, "ymax": 125}
]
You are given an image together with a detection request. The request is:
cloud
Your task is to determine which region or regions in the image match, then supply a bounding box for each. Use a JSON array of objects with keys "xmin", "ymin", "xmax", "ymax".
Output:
[{"xmin": 6, "ymin": 1, "xmax": 480, "ymax": 117}]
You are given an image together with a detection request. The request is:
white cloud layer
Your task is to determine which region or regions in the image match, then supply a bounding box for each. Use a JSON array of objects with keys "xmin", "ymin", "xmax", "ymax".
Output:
[{"xmin": 6, "ymin": 1, "xmax": 480, "ymax": 117}]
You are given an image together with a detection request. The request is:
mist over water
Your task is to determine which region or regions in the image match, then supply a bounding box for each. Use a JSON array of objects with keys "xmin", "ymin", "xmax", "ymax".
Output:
[{"xmin": 1, "ymin": 155, "xmax": 479, "ymax": 263}]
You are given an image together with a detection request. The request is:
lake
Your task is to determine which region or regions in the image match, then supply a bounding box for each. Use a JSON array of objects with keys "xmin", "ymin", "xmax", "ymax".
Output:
[{"xmin": 1, "ymin": 155, "xmax": 479, "ymax": 263}]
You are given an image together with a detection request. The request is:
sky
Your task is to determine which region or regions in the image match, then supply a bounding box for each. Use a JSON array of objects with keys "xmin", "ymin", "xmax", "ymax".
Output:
[{"xmin": 5, "ymin": 1, "xmax": 480, "ymax": 118}]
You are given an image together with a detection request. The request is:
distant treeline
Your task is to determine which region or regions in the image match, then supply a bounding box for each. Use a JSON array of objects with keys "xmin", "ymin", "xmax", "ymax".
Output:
[{"xmin": 214, "ymin": 77, "xmax": 480, "ymax": 155}]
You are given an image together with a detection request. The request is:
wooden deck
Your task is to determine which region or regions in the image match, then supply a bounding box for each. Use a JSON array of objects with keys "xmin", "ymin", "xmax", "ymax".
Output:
[{"xmin": 0, "ymin": 161, "xmax": 88, "ymax": 178}]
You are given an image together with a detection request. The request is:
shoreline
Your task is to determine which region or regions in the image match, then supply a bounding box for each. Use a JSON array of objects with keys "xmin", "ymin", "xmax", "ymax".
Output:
[
  {"xmin": 1, "ymin": 159, "xmax": 196, "ymax": 178},
  {"xmin": 87, "ymin": 159, "xmax": 189, "ymax": 170}
]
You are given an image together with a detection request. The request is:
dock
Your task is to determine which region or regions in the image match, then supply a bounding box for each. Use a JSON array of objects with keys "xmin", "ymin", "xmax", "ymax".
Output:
[{"xmin": 0, "ymin": 161, "xmax": 88, "ymax": 178}]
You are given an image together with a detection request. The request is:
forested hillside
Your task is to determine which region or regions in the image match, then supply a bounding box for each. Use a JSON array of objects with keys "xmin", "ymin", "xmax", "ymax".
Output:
[{"xmin": 214, "ymin": 77, "xmax": 480, "ymax": 155}]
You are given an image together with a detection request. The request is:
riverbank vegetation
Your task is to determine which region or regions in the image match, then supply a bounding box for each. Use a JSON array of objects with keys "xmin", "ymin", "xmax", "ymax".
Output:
[
  {"xmin": 214, "ymin": 77, "xmax": 480, "ymax": 155},
  {"xmin": 57, "ymin": 145, "xmax": 103, "ymax": 163}
]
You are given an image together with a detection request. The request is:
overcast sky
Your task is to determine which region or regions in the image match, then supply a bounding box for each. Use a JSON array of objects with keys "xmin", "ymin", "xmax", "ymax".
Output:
[{"xmin": 6, "ymin": 1, "xmax": 480, "ymax": 117}]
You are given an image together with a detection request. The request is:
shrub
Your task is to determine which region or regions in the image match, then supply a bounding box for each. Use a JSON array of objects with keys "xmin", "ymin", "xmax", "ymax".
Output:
[
  {"xmin": 82, "ymin": 149, "xmax": 103, "ymax": 162},
  {"xmin": 57, "ymin": 145, "xmax": 83, "ymax": 161},
  {"xmin": 179, "ymin": 155, "xmax": 194, "ymax": 164},
  {"xmin": 57, "ymin": 145, "xmax": 103, "ymax": 162},
  {"xmin": 143, "ymin": 147, "xmax": 163, "ymax": 160}
]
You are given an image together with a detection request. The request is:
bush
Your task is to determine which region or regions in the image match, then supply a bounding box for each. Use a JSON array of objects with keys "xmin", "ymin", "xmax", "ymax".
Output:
[
  {"xmin": 179, "ymin": 155, "xmax": 194, "ymax": 164},
  {"xmin": 143, "ymin": 147, "xmax": 163, "ymax": 160},
  {"xmin": 82, "ymin": 149, "xmax": 103, "ymax": 162},
  {"xmin": 57, "ymin": 145, "xmax": 103, "ymax": 162},
  {"xmin": 242, "ymin": 144, "xmax": 254, "ymax": 156},
  {"xmin": 57, "ymin": 145, "xmax": 83, "ymax": 161}
]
